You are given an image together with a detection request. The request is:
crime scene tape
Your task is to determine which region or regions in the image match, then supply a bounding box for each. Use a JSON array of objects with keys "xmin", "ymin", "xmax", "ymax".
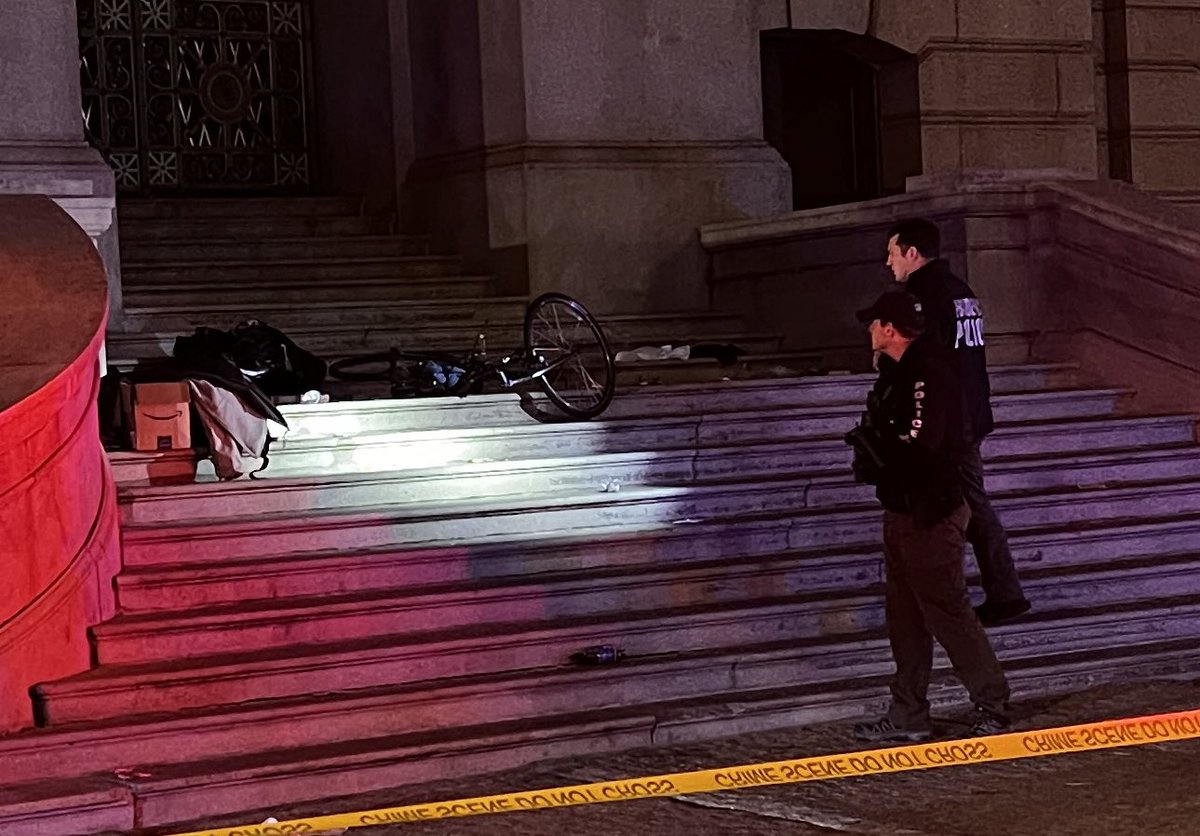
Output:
[{"xmin": 168, "ymin": 706, "xmax": 1200, "ymax": 836}]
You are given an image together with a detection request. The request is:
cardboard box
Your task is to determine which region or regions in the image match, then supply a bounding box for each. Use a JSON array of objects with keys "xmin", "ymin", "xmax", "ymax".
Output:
[{"xmin": 133, "ymin": 382, "xmax": 191, "ymax": 452}]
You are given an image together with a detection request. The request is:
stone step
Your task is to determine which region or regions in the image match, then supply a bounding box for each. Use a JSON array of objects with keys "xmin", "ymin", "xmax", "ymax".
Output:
[
  {"xmin": 259, "ymin": 391, "xmax": 1138, "ymax": 477},
  {"xmin": 121, "ymin": 233, "xmax": 430, "ymax": 262},
  {"xmin": 120, "ymin": 274, "xmax": 495, "ymax": 309},
  {"xmin": 16, "ymin": 638, "xmax": 1200, "ymax": 830},
  {"xmin": 276, "ymin": 350, "xmax": 825, "ymax": 402},
  {"xmin": 10, "ymin": 637, "xmax": 1197, "ymax": 833},
  {"xmin": 118, "ymin": 195, "xmax": 364, "ymax": 219},
  {"xmin": 103, "ymin": 365, "xmax": 1078, "ymax": 487},
  {"xmin": 114, "ymin": 494, "xmax": 1200, "ymax": 617},
  {"xmin": 114, "ymin": 472, "xmax": 1200, "ymax": 607},
  {"xmin": 109, "ymin": 531, "xmax": 1200, "ymax": 673},
  {"xmin": 119, "ymin": 214, "xmax": 396, "ymax": 242},
  {"xmin": 41, "ymin": 566, "xmax": 1200, "ymax": 730},
  {"xmin": 107, "ymin": 327, "xmax": 783, "ymax": 365},
  {"xmin": 93, "ymin": 515, "xmax": 1200, "ymax": 667},
  {"xmin": 118, "ymin": 295, "xmax": 531, "ymax": 335},
  {"xmin": 274, "ymin": 364, "xmax": 1079, "ymax": 440},
  {"xmin": 120, "ymin": 305, "xmax": 743, "ymax": 336},
  {"xmin": 120, "ymin": 254, "xmax": 466, "ymax": 284},
  {"xmin": 117, "ymin": 442, "xmax": 1200, "ymax": 526},
  {"xmin": 0, "ymin": 776, "xmax": 133, "ymax": 836}
]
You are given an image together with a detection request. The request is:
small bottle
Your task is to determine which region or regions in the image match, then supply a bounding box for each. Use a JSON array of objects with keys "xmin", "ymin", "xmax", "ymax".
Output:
[{"xmin": 570, "ymin": 644, "xmax": 625, "ymax": 666}]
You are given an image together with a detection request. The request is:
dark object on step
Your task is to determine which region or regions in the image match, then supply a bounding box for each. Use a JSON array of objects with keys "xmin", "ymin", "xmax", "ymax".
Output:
[
  {"xmin": 689, "ymin": 343, "xmax": 747, "ymax": 366},
  {"xmin": 974, "ymin": 597, "xmax": 1031, "ymax": 627},
  {"xmin": 174, "ymin": 320, "xmax": 326, "ymax": 396},
  {"xmin": 570, "ymin": 644, "xmax": 625, "ymax": 666}
]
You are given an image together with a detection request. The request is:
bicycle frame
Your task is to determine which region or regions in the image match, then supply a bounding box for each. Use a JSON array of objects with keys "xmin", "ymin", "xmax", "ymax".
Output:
[{"xmin": 491, "ymin": 348, "xmax": 581, "ymax": 390}]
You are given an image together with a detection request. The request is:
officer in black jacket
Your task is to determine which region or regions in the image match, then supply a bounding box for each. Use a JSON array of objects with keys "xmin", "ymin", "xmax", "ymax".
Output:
[
  {"xmin": 847, "ymin": 292, "xmax": 1011, "ymax": 742},
  {"xmin": 884, "ymin": 218, "xmax": 1030, "ymax": 626}
]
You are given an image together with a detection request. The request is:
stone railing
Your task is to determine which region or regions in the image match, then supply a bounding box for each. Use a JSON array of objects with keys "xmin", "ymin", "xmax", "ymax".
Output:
[
  {"xmin": 700, "ymin": 170, "xmax": 1200, "ymax": 413},
  {"xmin": 0, "ymin": 196, "xmax": 119, "ymax": 733}
]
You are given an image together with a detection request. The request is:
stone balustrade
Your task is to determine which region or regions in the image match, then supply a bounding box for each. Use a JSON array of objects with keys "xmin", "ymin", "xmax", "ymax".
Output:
[
  {"xmin": 700, "ymin": 170, "xmax": 1200, "ymax": 414},
  {"xmin": 0, "ymin": 196, "xmax": 118, "ymax": 733}
]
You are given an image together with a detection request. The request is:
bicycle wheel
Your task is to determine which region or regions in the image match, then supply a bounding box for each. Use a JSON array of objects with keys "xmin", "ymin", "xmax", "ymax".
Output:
[
  {"xmin": 523, "ymin": 292, "xmax": 615, "ymax": 419},
  {"xmin": 328, "ymin": 351, "xmax": 399, "ymax": 381}
]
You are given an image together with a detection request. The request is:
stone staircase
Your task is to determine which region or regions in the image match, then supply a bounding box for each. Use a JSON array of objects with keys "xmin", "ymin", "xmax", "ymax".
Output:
[
  {"xmin": 106, "ymin": 196, "xmax": 817, "ymax": 385},
  {"xmin": 6, "ymin": 352, "xmax": 1200, "ymax": 833},
  {"xmin": 6, "ymin": 197, "xmax": 1200, "ymax": 833}
]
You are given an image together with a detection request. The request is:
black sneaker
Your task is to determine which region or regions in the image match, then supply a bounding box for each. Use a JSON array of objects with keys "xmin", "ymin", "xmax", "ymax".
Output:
[
  {"xmin": 968, "ymin": 708, "xmax": 1012, "ymax": 737},
  {"xmin": 853, "ymin": 717, "xmax": 933, "ymax": 743},
  {"xmin": 974, "ymin": 598, "xmax": 1031, "ymax": 627}
]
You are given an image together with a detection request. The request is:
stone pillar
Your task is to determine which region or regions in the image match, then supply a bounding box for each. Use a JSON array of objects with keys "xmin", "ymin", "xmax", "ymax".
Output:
[
  {"xmin": 0, "ymin": 0, "xmax": 119, "ymax": 327},
  {"xmin": 869, "ymin": 0, "xmax": 1098, "ymax": 176},
  {"xmin": 408, "ymin": 0, "xmax": 791, "ymax": 314}
]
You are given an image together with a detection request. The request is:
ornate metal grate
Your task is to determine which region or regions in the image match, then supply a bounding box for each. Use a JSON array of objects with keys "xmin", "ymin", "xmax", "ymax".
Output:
[{"xmin": 78, "ymin": 0, "xmax": 313, "ymax": 193}]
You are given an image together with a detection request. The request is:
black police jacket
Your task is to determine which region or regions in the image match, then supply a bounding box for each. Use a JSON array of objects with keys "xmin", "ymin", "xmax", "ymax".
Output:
[
  {"xmin": 866, "ymin": 337, "xmax": 966, "ymax": 525},
  {"xmin": 905, "ymin": 259, "xmax": 995, "ymax": 441}
]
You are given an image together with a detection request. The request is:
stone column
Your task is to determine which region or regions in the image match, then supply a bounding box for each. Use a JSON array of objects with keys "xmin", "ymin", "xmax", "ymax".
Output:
[
  {"xmin": 0, "ymin": 0, "xmax": 120, "ymax": 327},
  {"xmin": 407, "ymin": 0, "xmax": 791, "ymax": 314}
]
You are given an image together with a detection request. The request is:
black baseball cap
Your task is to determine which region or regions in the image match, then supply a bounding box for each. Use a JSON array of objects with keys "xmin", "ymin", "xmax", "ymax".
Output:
[{"xmin": 856, "ymin": 292, "xmax": 926, "ymax": 334}]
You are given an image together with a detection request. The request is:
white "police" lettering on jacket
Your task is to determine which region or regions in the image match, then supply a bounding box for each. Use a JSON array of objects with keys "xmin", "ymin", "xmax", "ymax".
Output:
[
  {"xmin": 954, "ymin": 297, "xmax": 986, "ymax": 349},
  {"xmin": 909, "ymin": 380, "xmax": 925, "ymax": 440}
]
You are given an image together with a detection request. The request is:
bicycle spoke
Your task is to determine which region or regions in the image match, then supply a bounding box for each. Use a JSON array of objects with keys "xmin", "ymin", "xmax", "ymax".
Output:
[{"xmin": 572, "ymin": 355, "xmax": 604, "ymax": 400}]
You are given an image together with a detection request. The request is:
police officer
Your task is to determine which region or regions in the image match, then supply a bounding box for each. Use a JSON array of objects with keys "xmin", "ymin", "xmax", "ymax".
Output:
[
  {"xmin": 847, "ymin": 292, "xmax": 1011, "ymax": 742},
  {"xmin": 885, "ymin": 218, "xmax": 1030, "ymax": 626}
]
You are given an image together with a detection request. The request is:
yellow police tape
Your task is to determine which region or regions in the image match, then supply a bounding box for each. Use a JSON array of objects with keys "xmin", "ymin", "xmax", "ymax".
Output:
[{"xmin": 168, "ymin": 706, "xmax": 1200, "ymax": 836}]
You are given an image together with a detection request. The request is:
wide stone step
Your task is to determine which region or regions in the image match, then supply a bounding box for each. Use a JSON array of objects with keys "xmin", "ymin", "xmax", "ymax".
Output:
[
  {"xmin": 102, "ymin": 365, "xmax": 1083, "ymax": 477},
  {"xmin": 11, "ymin": 638, "xmax": 1200, "ymax": 830},
  {"xmin": 122, "ymin": 233, "xmax": 429, "ymax": 262},
  {"xmin": 107, "ymin": 326, "xmax": 783, "ymax": 365},
  {"xmin": 120, "ymin": 274, "xmax": 495, "ymax": 309},
  {"xmin": 0, "ymin": 776, "xmax": 133, "ymax": 836},
  {"xmin": 93, "ymin": 520, "xmax": 1200, "ymax": 667},
  {"xmin": 260, "ymin": 391, "xmax": 1137, "ymax": 477},
  {"xmin": 113, "ymin": 498, "xmax": 1200, "ymax": 617},
  {"xmin": 117, "ymin": 443, "xmax": 1200, "ymax": 526},
  {"xmin": 120, "ymin": 213, "xmax": 395, "ymax": 242},
  {"xmin": 274, "ymin": 364, "xmax": 1079, "ymax": 440},
  {"xmin": 45, "ymin": 566, "xmax": 1200, "ymax": 729},
  {"xmin": 114, "ymin": 470, "xmax": 1200, "ymax": 607},
  {"xmin": 24, "ymin": 593, "xmax": 1197, "ymax": 775},
  {"xmin": 113, "ymin": 309, "xmax": 742, "ymax": 345},
  {"xmin": 117, "ymin": 295, "xmax": 531, "ymax": 336},
  {"xmin": 118, "ymin": 195, "xmax": 363, "ymax": 219},
  {"xmin": 121, "ymin": 254, "xmax": 465, "ymax": 284},
  {"xmin": 11, "ymin": 637, "xmax": 1197, "ymax": 833}
]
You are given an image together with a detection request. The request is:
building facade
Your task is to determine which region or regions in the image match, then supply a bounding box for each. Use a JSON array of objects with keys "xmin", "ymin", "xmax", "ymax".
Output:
[{"xmin": 3, "ymin": 0, "xmax": 1197, "ymax": 320}]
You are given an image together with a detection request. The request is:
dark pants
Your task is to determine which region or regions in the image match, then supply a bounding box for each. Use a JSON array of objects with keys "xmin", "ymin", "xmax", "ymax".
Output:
[
  {"xmin": 962, "ymin": 441, "xmax": 1026, "ymax": 605},
  {"xmin": 883, "ymin": 505, "xmax": 1011, "ymax": 730}
]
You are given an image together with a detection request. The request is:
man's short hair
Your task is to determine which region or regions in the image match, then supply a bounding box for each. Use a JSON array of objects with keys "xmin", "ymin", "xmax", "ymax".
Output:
[{"xmin": 888, "ymin": 218, "xmax": 941, "ymax": 259}]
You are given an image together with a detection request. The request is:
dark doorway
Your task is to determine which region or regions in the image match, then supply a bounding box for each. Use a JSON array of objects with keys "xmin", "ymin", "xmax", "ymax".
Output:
[
  {"xmin": 761, "ymin": 29, "xmax": 922, "ymax": 210},
  {"xmin": 77, "ymin": 0, "xmax": 316, "ymax": 195}
]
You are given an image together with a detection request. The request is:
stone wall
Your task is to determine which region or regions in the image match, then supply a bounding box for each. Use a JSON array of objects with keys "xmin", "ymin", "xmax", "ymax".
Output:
[
  {"xmin": 701, "ymin": 171, "xmax": 1061, "ymax": 368},
  {"xmin": 790, "ymin": 0, "xmax": 1098, "ymax": 176},
  {"xmin": 701, "ymin": 171, "xmax": 1200, "ymax": 413},
  {"xmin": 393, "ymin": 0, "xmax": 1123, "ymax": 315},
  {"xmin": 405, "ymin": 0, "xmax": 792, "ymax": 312},
  {"xmin": 0, "ymin": 197, "xmax": 118, "ymax": 733},
  {"xmin": 1120, "ymin": 0, "xmax": 1200, "ymax": 206}
]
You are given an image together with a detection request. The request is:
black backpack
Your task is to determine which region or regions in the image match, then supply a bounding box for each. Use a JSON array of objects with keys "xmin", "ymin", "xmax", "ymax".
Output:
[{"xmin": 175, "ymin": 321, "xmax": 326, "ymax": 397}]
